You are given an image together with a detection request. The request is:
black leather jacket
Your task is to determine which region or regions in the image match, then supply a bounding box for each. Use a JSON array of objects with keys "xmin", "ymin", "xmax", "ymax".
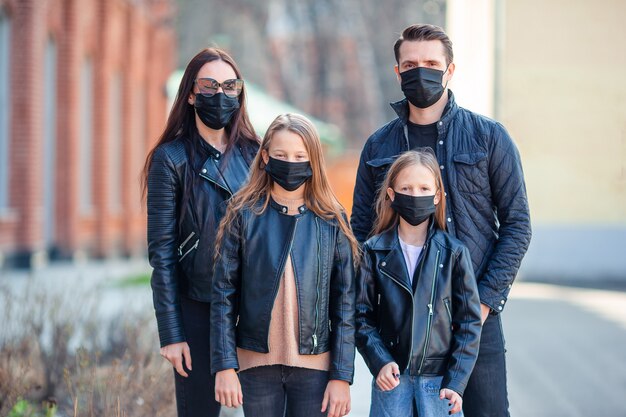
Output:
[
  {"xmin": 147, "ymin": 137, "xmax": 258, "ymax": 347},
  {"xmin": 356, "ymin": 222, "xmax": 481, "ymax": 396},
  {"xmin": 351, "ymin": 91, "xmax": 531, "ymax": 314},
  {"xmin": 210, "ymin": 198, "xmax": 356, "ymax": 383}
]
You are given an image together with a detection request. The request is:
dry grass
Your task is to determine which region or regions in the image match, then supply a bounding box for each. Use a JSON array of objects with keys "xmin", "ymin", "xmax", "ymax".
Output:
[{"xmin": 0, "ymin": 282, "xmax": 176, "ymax": 417}]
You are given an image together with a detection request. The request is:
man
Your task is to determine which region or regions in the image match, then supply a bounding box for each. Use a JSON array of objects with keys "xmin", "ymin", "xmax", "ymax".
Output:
[{"xmin": 351, "ymin": 24, "xmax": 531, "ymax": 417}]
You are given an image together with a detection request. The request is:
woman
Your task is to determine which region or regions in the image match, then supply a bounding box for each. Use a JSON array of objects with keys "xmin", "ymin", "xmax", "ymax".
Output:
[{"xmin": 142, "ymin": 47, "xmax": 259, "ymax": 417}]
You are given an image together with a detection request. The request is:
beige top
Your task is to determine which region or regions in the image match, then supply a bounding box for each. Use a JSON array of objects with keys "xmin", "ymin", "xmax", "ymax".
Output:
[{"xmin": 237, "ymin": 194, "xmax": 331, "ymax": 372}]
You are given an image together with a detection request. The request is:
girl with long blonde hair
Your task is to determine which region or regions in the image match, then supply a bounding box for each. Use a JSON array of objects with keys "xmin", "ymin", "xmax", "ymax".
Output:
[
  {"xmin": 211, "ymin": 114, "xmax": 358, "ymax": 417},
  {"xmin": 356, "ymin": 149, "xmax": 482, "ymax": 417}
]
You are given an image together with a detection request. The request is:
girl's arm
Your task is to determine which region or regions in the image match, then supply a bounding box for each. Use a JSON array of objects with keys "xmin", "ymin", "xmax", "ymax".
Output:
[
  {"xmin": 355, "ymin": 245, "xmax": 396, "ymax": 378},
  {"xmin": 328, "ymin": 226, "xmax": 357, "ymax": 384},
  {"xmin": 442, "ymin": 245, "xmax": 482, "ymax": 397},
  {"xmin": 210, "ymin": 212, "xmax": 243, "ymax": 374}
]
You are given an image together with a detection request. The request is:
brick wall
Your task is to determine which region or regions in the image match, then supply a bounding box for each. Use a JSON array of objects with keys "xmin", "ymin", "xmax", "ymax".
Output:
[{"xmin": 0, "ymin": 0, "xmax": 176, "ymax": 267}]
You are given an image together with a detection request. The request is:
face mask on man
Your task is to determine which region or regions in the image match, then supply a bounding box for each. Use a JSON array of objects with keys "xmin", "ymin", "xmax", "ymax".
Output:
[
  {"xmin": 390, "ymin": 192, "xmax": 436, "ymax": 226},
  {"xmin": 400, "ymin": 66, "xmax": 449, "ymax": 109},
  {"xmin": 194, "ymin": 92, "xmax": 240, "ymax": 130},
  {"xmin": 265, "ymin": 156, "xmax": 313, "ymax": 192}
]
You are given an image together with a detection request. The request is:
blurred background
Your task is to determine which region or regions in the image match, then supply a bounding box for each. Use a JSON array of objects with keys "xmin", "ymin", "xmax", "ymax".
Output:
[{"xmin": 0, "ymin": 0, "xmax": 625, "ymax": 416}]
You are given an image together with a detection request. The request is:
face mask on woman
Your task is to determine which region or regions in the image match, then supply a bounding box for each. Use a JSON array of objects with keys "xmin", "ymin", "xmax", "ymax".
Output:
[{"xmin": 194, "ymin": 92, "xmax": 240, "ymax": 130}]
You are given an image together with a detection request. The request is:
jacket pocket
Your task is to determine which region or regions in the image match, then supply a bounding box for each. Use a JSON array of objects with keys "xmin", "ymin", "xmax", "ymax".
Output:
[
  {"xmin": 366, "ymin": 157, "xmax": 396, "ymax": 190},
  {"xmin": 452, "ymin": 152, "xmax": 488, "ymax": 194}
]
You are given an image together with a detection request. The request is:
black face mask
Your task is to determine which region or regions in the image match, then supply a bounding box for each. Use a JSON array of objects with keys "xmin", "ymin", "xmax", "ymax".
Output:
[
  {"xmin": 194, "ymin": 92, "xmax": 240, "ymax": 130},
  {"xmin": 390, "ymin": 192, "xmax": 436, "ymax": 226},
  {"xmin": 400, "ymin": 66, "xmax": 448, "ymax": 109},
  {"xmin": 265, "ymin": 156, "xmax": 313, "ymax": 192}
]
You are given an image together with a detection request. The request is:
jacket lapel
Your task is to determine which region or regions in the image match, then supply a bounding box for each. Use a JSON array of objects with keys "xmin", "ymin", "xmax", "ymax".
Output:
[
  {"xmin": 198, "ymin": 146, "xmax": 250, "ymax": 195},
  {"xmin": 373, "ymin": 228, "xmax": 412, "ymax": 293}
]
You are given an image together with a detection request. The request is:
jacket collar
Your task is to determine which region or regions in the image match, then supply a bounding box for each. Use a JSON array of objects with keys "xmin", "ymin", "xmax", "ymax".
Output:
[
  {"xmin": 269, "ymin": 196, "xmax": 308, "ymax": 216},
  {"xmin": 369, "ymin": 219, "xmax": 437, "ymax": 292},
  {"xmin": 198, "ymin": 144, "xmax": 250, "ymax": 195},
  {"xmin": 369, "ymin": 217, "xmax": 436, "ymax": 251},
  {"xmin": 389, "ymin": 90, "xmax": 459, "ymax": 127}
]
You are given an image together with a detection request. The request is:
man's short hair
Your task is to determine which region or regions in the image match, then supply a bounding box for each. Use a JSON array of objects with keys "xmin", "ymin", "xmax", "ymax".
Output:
[{"xmin": 394, "ymin": 24, "xmax": 453, "ymax": 66}]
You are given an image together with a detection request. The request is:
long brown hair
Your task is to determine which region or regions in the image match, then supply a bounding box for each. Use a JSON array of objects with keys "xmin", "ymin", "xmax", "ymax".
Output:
[
  {"xmin": 215, "ymin": 113, "xmax": 360, "ymax": 263},
  {"xmin": 372, "ymin": 149, "xmax": 447, "ymax": 236},
  {"xmin": 141, "ymin": 47, "xmax": 258, "ymax": 200}
]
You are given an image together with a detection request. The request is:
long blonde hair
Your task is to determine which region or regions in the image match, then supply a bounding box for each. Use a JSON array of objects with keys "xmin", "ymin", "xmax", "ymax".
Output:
[
  {"xmin": 215, "ymin": 113, "xmax": 360, "ymax": 262},
  {"xmin": 372, "ymin": 149, "xmax": 447, "ymax": 236}
]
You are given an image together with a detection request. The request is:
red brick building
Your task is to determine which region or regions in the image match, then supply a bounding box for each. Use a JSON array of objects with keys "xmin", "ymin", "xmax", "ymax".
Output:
[{"xmin": 0, "ymin": 0, "xmax": 176, "ymax": 268}]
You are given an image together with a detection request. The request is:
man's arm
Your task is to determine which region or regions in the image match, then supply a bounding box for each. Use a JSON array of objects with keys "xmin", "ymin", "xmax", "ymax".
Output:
[
  {"xmin": 480, "ymin": 123, "xmax": 532, "ymax": 313},
  {"xmin": 350, "ymin": 143, "xmax": 376, "ymax": 244}
]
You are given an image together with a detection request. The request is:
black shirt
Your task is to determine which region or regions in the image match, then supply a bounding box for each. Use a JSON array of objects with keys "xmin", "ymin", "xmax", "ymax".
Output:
[{"xmin": 407, "ymin": 120, "xmax": 438, "ymax": 155}]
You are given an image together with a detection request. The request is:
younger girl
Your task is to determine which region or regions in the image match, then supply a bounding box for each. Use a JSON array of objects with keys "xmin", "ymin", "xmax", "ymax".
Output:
[
  {"xmin": 355, "ymin": 149, "xmax": 481, "ymax": 417},
  {"xmin": 210, "ymin": 114, "xmax": 358, "ymax": 417}
]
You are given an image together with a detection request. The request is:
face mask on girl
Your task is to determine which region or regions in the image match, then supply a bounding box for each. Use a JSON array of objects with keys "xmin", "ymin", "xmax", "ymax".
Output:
[
  {"xmin": 194, "ymin": 92, "xmax": 240, "ymax": 130},
  {"xmin": 265, "ymin": 156, "xmax": 313, "ymax": 191},
  {"xmin": 400, "ymin": 65, "xmax": 449, "ymax": 109},
  {"xmin": 390, "ymin": 192, "xmax": 436, "ymax": 226}
]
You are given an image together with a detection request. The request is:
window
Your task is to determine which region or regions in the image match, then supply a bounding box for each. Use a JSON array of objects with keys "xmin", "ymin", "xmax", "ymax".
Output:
[
  {"xmin": 0, "ymin": 8, "xmax": 11, "ymax": 210},
  {"xmin": 109, "ymin": 72, "xmax": 122, "ymax": 213},
  {"xmin": 79, "ymin": 58, "xmax": 93, "ymax": 213},
  {"xmin": 43, "ymin": 37, "xmax": 57, "ymax": 244}
]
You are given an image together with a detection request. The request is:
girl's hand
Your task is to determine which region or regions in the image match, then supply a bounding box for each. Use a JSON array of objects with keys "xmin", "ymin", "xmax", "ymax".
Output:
[
  {"xmin": 440, "ymin": 388, "xmax": 463, "ymax": 414},
  {"xmin": 321, "ymin": 379, "xmax": 351, "ymax": 417},
  {"xmin": 376, "ymin": 362, "xmax": 400, "ymax": 391},
  {"xmin": 215, "ymin": 369, "xmax": 243, "ymax": 408},
  {"xmin": 160, "ymin": 342, "xmax": 192, "ymax": 377}
]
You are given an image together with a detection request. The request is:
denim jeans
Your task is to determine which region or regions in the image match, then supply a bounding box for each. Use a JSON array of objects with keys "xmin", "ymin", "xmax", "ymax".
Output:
[
  {"xmin": 370, "ymin": 374, "xmax": 460, "ymax": 417},
  {"xmin": 462, "ymin": 313, "xmax": 510, "ymax": 417},
  {"xmin": 238, "ymin": 365, "xmax": 329, "ymax": 417},
  {"xmin": 173, "ymin": 296, "xmax": 221, "ymax": 417}
]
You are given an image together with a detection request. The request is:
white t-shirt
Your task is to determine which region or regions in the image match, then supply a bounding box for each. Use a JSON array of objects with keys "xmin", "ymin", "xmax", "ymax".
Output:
[{"xmin": 399, "ymin": 236, "xmax": 423, "ymax": 284}]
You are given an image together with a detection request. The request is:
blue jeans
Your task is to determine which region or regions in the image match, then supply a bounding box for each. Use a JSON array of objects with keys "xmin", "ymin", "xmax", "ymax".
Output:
[
  {"xmin": 462, "ymin": 314, "xmax": 510, "ymax": 417},
  {"xmin": 173, "ymin": 297, "xmax": 220, "ymax": 417},
  {"xmin": 238, "ymin": 365, "xmax": 329, "ymax": 417},
  {"xmin": 370, "ymin": 375, "xmax": 461, "ymax": 417}
]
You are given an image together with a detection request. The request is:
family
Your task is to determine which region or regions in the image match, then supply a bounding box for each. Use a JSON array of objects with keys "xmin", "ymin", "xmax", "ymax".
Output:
[{"xmin": 143, "ymin": 24, "xmax": 532, "ymax": 417}]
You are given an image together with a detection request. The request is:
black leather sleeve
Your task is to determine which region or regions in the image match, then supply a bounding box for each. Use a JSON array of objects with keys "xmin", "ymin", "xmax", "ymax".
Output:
[
  {"xmin": 442, "ymin": 245, "xmax": 482, "ymax": 396},
  {"xmin": 355, "ymin": 245, "xmax": 395, "ymax": 378},
  {"xmin": 147, "ymin": 146, "xmax": 185, "ymax": 347},
  {"xmin": 328, "ymin": 225, "xmax": 356, "ymax": 384},
  {"xmin": 210, "ymin": 212, "xmax": 242, "ymax": 374}
]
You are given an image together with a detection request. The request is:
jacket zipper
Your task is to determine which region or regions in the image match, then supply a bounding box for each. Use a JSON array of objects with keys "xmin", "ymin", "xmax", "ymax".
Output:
[
  {"xmin": 418, "ymin": 250, "xmax": 440, "ymax": 374},
  {"xmin": 380, "ymin": 269, "xmax": 414, "ymax": 368},
  {"xmin": 178, "ymin": 231, "xmax": 199, "ymax": 261},
  {"xmin": 267, "ymin": 216, "xmax": 299, "ymax": 350},
  {"xmin": 312, "ymin": 217, "xmax": 322, "ymax": 353},
  {"xmin": 443, "ymin": 298, "xmax": 453, "ymax": 330}
]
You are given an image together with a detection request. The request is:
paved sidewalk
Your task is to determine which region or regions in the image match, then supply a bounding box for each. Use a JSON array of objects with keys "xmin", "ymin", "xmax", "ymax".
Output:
[{"xmin": 3, "ymin": 262, "xmax": 625, "ymax": 416}]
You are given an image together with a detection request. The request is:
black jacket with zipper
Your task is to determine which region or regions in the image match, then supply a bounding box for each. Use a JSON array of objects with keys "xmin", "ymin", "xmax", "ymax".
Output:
[
  {"xmin": 356, "ymin": 222, "xmax": 481, "ymax": 396},
  {"xmin": 351, "ymin": 91, "xmax": 531, "ymax": 314},
  {"xmin": 210, "ymin": 198, "xmax": 356, "ymax": 383},
  {"xmin": 147, "ymin": 137, "xmax": 258, "ymax": 348}
]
